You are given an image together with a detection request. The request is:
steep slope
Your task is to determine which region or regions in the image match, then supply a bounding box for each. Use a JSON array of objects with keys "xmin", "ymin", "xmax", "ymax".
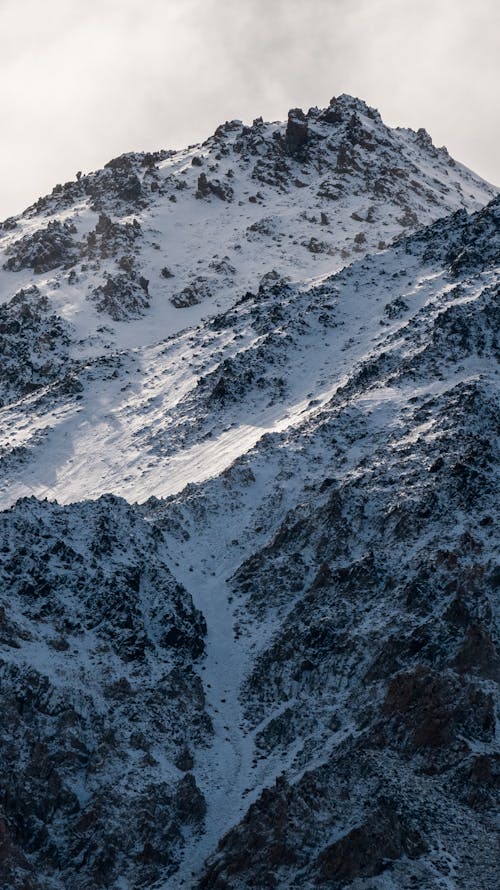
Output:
[
  {"xmin": 0, "ymin": 98, "xmax": 498, "ymax": 890},
  {"xmin": 0, "ymin": 496, "xmax": 210, "ymax": 889},
  {"xmin": 155, "ymin": 194, "xmax": 500, "ymax": 889}
]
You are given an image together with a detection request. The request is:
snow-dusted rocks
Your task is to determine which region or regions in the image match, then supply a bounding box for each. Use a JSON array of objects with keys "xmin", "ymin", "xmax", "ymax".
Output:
[
  {"xmin": 195, "ymin": 380, "xmax": 498, "ymax": 887},
  {"xmin": 0, "ymin": 496, "xmax": 209, "ymax": 889},
  {"xmin": 3, "ymin": 219, "xmax": 79, "ymax": 274},
  {"xmin": 0, "ymin": 285, "xmax": 73, "ymax": 406}
]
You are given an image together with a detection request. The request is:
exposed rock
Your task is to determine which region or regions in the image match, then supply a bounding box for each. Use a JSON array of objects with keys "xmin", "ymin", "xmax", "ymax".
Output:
[
  {"xmin": 196, "ymin": 172, "xmax": 233, "ymax": 201},
  {"xmin": 0, "ymin": 286, "xmax": 73, "ymax": 405},
  {"xmin": 0, "ymin": 495, "xmax": 211, "ymax": 889},
  {"xmin": 171, "ymin": 276, "xmax": 213, "ymax": 308},
  {"xmin": 3, "ymin": 220, "xmax": 78, "ymax": 273},
  {"xmin": 85, "ymin": 153, "xmax": 146, "ymax": 211},
  {"xmin": 316, "ymin": 805, "xmax": 427, "ymax": 884},
  {"xmin": 285, "ymin": 107, "xmax": 309, "ymax": 157},
  {"xmin": 175, "ymin": 745, "xmax": 195, "ymax": 772},
  {"xmin": 90, "ymin": 270, "xmax": 150, "ymax": 320},
  {"xmin": 453, "ymin": 624, "xmax": 500, "ymax": 681},
  {"xmin": 381, "ymin": 666, "xmax": 494, "ymax": 755}
]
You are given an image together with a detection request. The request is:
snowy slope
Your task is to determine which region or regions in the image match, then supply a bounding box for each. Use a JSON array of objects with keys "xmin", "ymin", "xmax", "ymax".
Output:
[
  {"xmin": 0, "ymin": 196, "xmax": 498, "ymax": 510},
  {"xmin": 0, "ymin": 95, "xmax": 496, "ymax": 511}
]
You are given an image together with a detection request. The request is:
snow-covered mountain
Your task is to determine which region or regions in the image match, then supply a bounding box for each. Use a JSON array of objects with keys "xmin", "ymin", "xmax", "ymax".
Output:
[{"xmin": 0, "ymin": 96, "xmax": 498, "ymax": 889}]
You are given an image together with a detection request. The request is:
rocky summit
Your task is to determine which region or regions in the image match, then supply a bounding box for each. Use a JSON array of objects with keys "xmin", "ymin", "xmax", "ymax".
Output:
[{"xmin": 0, "ymin": 96, "xmax": 498, "ymax": 889}]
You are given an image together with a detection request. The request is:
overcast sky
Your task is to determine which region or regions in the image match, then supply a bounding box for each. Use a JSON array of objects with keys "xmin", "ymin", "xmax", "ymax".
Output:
[{"xmin": 1, "ymin": 0, "xmax": 498, "ymax": 219}]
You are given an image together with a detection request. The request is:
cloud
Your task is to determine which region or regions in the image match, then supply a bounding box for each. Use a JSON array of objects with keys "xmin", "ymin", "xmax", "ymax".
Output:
[{"xmin": 0, "ymin": 0, "xmax": 498, "ymax": 218}]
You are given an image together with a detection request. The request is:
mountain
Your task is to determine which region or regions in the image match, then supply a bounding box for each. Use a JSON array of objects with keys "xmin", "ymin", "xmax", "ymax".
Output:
[
  {"xmin": 0, "ymin": 96, "xmax": 498, "ymax": 890},
  {"xmin": 0, "ymin": 95, "xmax": 496, "ymax": 508}
]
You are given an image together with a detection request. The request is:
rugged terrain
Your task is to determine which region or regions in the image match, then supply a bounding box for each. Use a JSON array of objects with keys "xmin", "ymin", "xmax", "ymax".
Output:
[{"xmin": 0, "ymin": 96, "xmax": 498, "ymax": 889}]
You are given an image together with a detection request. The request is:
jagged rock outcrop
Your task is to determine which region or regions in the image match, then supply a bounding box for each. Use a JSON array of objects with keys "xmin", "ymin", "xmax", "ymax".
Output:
[
  {"xmin": 0, "ymin": 286, "xmax": 73, "ymax": 405},
  {"xmin": 3, "ymin": 219, "xmax": 79, "ymax": 273},
  {"xmin": 285, "ymin": 107, "xmax": 309, "ymax": 157},
  {"xmin": 90, "ymin": 268, "xmax": 150, "ymax": 320}
]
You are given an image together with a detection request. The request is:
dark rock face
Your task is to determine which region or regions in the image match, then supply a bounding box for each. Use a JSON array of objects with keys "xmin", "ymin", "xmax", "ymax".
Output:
[
  {"xmin": 316, "ymin": 806, "xmax": 427, "ymax": 884},
  {"xmin": 285, "ymin": 107, "xmax": 309, "ymax": 157},
  {"xmin": 381, "ymin": 666, "xmax": 494, "ymax": 754},
  {"xmin": 0, "ymin": 496, "xmax": 210, "ymax": 889},
  {"xmin": 90, "ymin": 269, "xmax": 150, "ymax": 320},
  {"xmin": 402, "ymin": 194, "xmax": 500, "ymax": 276},
  {"xmin": 82, "ymin": 214, "xmax": 152, "ymax": 319},
  {"xmin": 85, "ymin": 153, "xmax": 146, "ymax": 211},
  {"xmin": 0, "ymin": 286, "xmax": 73, "ymax": 405},
  {"xmin": 171, "ymin": 275, "xmax": 213, "ymax": 308},
  {"xmin": 320, "ymin": 97, "xmax": 344, "ymax": 125},
  {"xmin": 87, "ymin": 212, "xmax": 142, "ymax": 259},
  {"xmin": 3, "ymin": 220, "xmax": 78, "ymax": 273},
  {"xmin": 453, "ymin": 624, "xmax": 500, "ymax": 681},
  {"xmin": 196, "ymin": 171, "xmax": 212, "ymax": 198},
  {"xmin": 196, "ymin": 172, "xmax": 233, "ymax": 201}
]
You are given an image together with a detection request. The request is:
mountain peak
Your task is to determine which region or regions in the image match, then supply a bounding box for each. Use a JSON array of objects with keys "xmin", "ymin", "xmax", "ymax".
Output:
[{"xmin": 0, "ymin": 98, "xmax": 498, "ymax": 890}]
